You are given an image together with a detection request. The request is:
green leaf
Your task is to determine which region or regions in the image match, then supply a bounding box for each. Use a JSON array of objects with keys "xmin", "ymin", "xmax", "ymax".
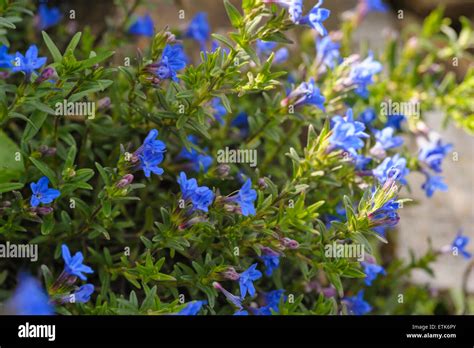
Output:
[
  {"xmin": 211, "ymin": 33, "xmax": 235, "ymax": 49},
  {"xmin": 0, "ymin": 182, "xmax": 24, "ymax": 193},
  {"xmin": 29, "ymin": 157, "xmax": 58, "ymax": 187},
  {"xmin": 65, "ymin": 32, "xmax": 82, "ymax": 55},
  {"xmin": 21, "ymin": 111, "xmax": 48, "ymax": 143},
  {"xmin": 80, "ymin": 50, "xmax": 115, "ymax": 69},
  {"xmin": 95, "ymin": 162, "xmax": 110, "ymax": 186},
  {"xmin": 0, "ymin": 131, "xmax": 24, "ymax": 183},
  {"xmin": 42, "ymin": 31, "xmax": 62, "ymax": 63},
  {"xmin": 223, "ymin": 0, "xmax": 243, "ymax": 28}
]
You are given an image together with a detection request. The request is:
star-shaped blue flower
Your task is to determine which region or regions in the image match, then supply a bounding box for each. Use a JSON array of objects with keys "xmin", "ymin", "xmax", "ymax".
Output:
[
  {"xmin": 179, "ymin": 136, "xmax": 213, "ymax": 173},
  {"xmin": 128, "ymin": 14, "xmax": 154, "ymax": 37},
  {"xmin": 177, "ymin": 300, "xmax": 207, "ymax": 315},
  {"xmin": 285, "ymin": 78, "xmax": 326, "ymax": 110},
  {"xmin": 37, "ymin": 4, "xmax": 62, "ymax": 31},
  {"xmin": 418, "ymin": 139, "xmax": 452, "ymax": 173},
  {"xmin": 329, "ymin": 108, "xmax": 369, "ymax": 156},
  {"xmin": 12, "ymin": 45, "xmax": 47, "ymax": 76},
  {"xmin": 30, "ymin": 176, "xmax": 60, "ymax": 207},
  {"xmin": 422, "ymin": 174, "xmax": 448, "ymax": 198},
  {"xmin": 232, "ymin": 179, "xmax": 257, "ymax": 217},
  {"xmin": 451, "ymin": 233, "xmax": 472, "ymax": 259},
  {"xmin": 362, "ymin": 262, "xmax": 386, "ymax": 286},
  {"xmin": 156, "ymin": 44, "xmax": 187, "ymax": 81},
  {"xmin": 8, "ymin": 273, "xmax": 54, "ymax": 315},
  {"xmin": 239, "ymin": 263, "xmax": 262, "ymax": 298},
  {"xmin": 316, "ymin": 36, "xmax": 341, "ymax": 69},
  {"xmin": 261, "ymin": 253, "xmax": 280, "ymax": 277},
  {"xmin": 301, "ymin": 0, "xmax": 330, "ymax": 36},
  {"xmin": 348, "ymin": 52, "xmax": 382, "ymax": 98},
  {"xmin": 0, "ymin": 45, "xmax": 13, "ymax": 68},
  {"xmin": 345, "ymin": 290, "xmax": 372, "ymax": 315},
  {"xmin": 61, "ymin": 244, "xmax": 94, "ymax": 281},
  {"xmin": 72, "ymin": 284, "xmax": 94, "ymax": 303},
  {"xmin": 185, "ymin": 12, "xmax": 210, "ymax": 46},
  {"xmin": 373, "ymin": 154, "xmax": 409, "ymax": 184}
]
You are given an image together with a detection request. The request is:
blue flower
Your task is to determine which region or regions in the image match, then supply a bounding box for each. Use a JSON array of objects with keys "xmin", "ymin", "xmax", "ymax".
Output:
[
  {"xmin": 0, "ymin": 45, "xmax": 13, "ymax": 68},
  {"xmin": 179, "ymin": 136, "xmax": 213, "ymax": 173},
  {"xmin": 265, "ymin": 0, "xmax": 304, "ymax": 23},
  {"xmin": 345, "ymin": 290, "xmax": 372, "ymax": 315},
  {"xmin": 418, "ymin": 139, "xmax": 453, "ymax": 173},
  {"xmin": 178, "ymin": 172, "xmax": 198, "ymax": 200},
  {"xmin": 373, "ymin": 154, "xmax": 409, "ymax": 184},
  {"xmin": 316, "ymin": 36, "xmax": 341, "ymax": 69},
  {"xmin": 30, "ymin": 176, "xmax": 61, "ymax": 207},
  {"xmin": 61, "ymin": 244, "xmax": 94, "ymax": 281},
  {"xmin": 265, "ymin": 289, "xmax": 285, "ymax": 312},
  {"xmin": 361, "ymin": 0, "xmax": 389, "ymax": 13},
  {"xmin": 231, "ymin": 179, "xmax": 257, "ymax": 216},
  {"xmin": 422, "ymin": 174, "xmax": 448, "ymax": 198},
  {"xmin": 358, "ymin": 108, "xmax": 376, "ymax": 125},
  {"xmin": 191, "ymin": 186, "xmax": 214, "ymax": 212},
  {"xmin": 284, "ymin": 78, "xmax": 325, "ymax": 110},
  {"xmin": 234, "ymin": 310, "xmax": 249, "ymax": 315},
  {"xmin": 261, "ymin": 253, "xmax": 280, "ymax": 277},
  {"xmin": 352, "ymin": 154, "xmax": 372, "ymax": 170},
  {"xmin": 177, "ymin": 172, "xmax": 214, "ymax": 212},
  {"xmin": 373, "ymin": 127, "xmax": 403, "ymax": 150},
  {"xmin": 141, "ymin": 129, "xmax": 166, "ymax": 156},
  {"xmin": 156, "ymin": 44, "xmax": 187, "ymax": 81},
  {"xmin": 139, "ymin": 152, "xmax": 165, "ymax": 177},
  {"xmin": 178, "ymin": 300, "xmax": 207, "ymax": 315},
  {"xmin": 213, "ymin": 282, "xmax": 243, "ymax": 309},
  {"xmin": 239, "ymin": 263, "xmax": 262, "ymax": 298},
  {"xmin": 451, "ymin": 233, "xmax": 471, "ymax": 259},
  {"xmin": 128, "ymin": 14, "xmax": 154, "ymax": 37},
  {"xmin": 300, "ymin": 0, "xmax": 331, "ymax": 36},
  {"xmin": 37, "ymin": 4, "xmax": 62, "ymax": 31},
  {"xmin": 72, "ymin": 284, "xmax": 94, "ymax": 303},
  {"xmin": 212, "ymin": 98, "xmax": 227, "ymax": 124},
  {"xmin": 329, "ymin": 108, "xmax": 369, "ymax": 156},
  {"xmin": 137, "ymin": 129, "xmax": 166, "ymax": 177},
  {"xmin": 253, "ymin": 289, "xmax": 286, "ymax": 315},
  {"xmin": 370, "ymin": 127, "xmax": 403, "ymax": 157},
  {"xmin": 8, "ymin": 273, "xmax": 54, "ymax": 315},
  {"xmin": 185, "ymin": 12, "xmax": 210, "ymax": 47},
  {"xmin": 348, "ymin": 52, "xmax": 382, "ymax": 98},
  {"xmin": 12, "ymin": 45, "xmax": 47, "ymax": 76},
  {"xmin": 231, "ymin": 112, "xmax": 250, "ymax": 137},
  {"xmin": 362, "ymin": 262, "xmax": 386, "ymax": 286},
  {"xmin": 256, "ymin": 40, "xmax": 289, "ymax": 64},
  {"xmin": 385, "ymin": 114, "xmax": 406, "ymax": 130},
  {"xmin": 368, "ymin": 199, "xmax": 400, "ymax": 229}
]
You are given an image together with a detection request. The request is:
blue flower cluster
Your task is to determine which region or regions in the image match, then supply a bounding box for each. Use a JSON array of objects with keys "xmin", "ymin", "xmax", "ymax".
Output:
[
  {"xmin": 329, "ymin": 108, "xmax": 369, "ymax": 156},
  {"xmin": 418, "ymin": 138, "xmax": 452, "ymax": 197},
  {"xmin": 136, "ymin": 129, "xmax": 166, "ymax": 178},
  {"xmin": 178, "ymin": 172, "xmax": 214, "ymax": 212}
]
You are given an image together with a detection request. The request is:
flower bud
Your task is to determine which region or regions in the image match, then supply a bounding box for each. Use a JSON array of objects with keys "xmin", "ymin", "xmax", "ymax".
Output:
[
  {"xmin": 97, "ymin": 97, "xmax": 111, "ymax": 110},
  {"xmin": 35, "ymin": 67, "xmax": 56, "ymax": 84},
  {"xmin": 116, "ymin": 174, "xmax": 134, "ymax": 188},
  {"xmin": 217, "ymin": 164, "xmax": 230, "ymax": 177},
  {"xmin": 280, "ymin": 237, "xmax": 299, "ymax": 249},
  {"xmin": 223, "ymin": 267, "xmax": 240, "ymax": 281}
]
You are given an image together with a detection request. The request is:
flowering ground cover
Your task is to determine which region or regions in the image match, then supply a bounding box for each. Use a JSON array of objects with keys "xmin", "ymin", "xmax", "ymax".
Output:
[{"xmin": 0, "ymin": 0, "xmax": 473, "ymax": 317}]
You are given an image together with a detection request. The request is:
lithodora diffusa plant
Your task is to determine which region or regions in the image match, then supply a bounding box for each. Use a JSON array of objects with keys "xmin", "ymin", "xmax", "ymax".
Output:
[{"xmin": 0, "ymin": 0, "xmax": 473, "ymax": 316}]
